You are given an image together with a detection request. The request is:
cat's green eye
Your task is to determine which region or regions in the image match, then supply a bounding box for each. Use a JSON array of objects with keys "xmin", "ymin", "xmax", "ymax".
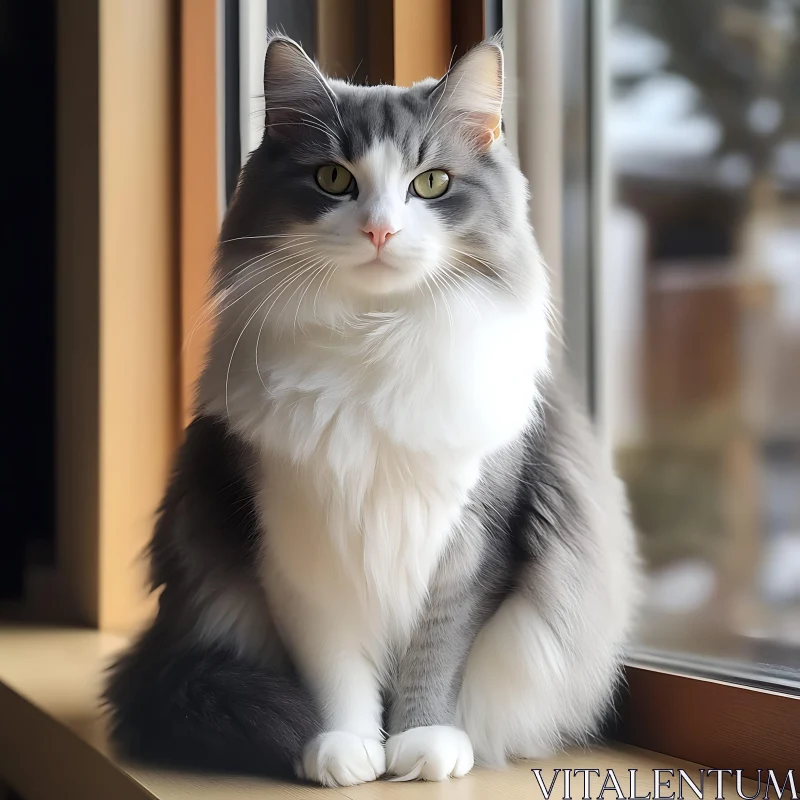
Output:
[
  {"xmin": 315, "ymin": 164, "xmax": 354, "ymax": 195},
  {"xmin": 412, "ymin": 169, "xmax": 450, "ymax": 199}
]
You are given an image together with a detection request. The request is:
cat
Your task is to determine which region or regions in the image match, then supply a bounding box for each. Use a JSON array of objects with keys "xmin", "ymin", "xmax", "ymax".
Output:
[{"xmin": 104, "ymin": 35, "xmax": 639, "ymax": 787}]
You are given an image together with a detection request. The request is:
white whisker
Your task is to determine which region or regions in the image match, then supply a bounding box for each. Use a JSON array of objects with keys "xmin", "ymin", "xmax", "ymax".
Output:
[
  {"xmin": 426, "ymin": 269, "xmax": 454, "ymax": 354},
  {"xmin": 307, "ymin": 66, "xmax": 347, "ymax": 136},
  {"xmin": 219, "ymin": 233, "xmax": 321, "ymax": 245},
  {"xmin": 222, "ymin": 246, "xmax": 326, "ymax": 413},
  {"xmin": 312, "ymin": 260, "xmax": 337, "ymax": 321},
  {"xmin": 261, "ymin": 106, "xmax": 341, "ymax": 140},
  {"xmin": 187, "ymin": 242, "xmax": 307, "ymax": 339},
  {"xmin": 292, "ymin": 261, "xmax": 328, "ymax": 339},
  {"xmin": 263, "ymin": 120, "xmax": 341, "ymax": 140},
  {"xmin": 446, "ymin": 248, "xmax": 514, "ymax": 292},
  {"xmin": 439, "ymin": 263, "xmax": 483, "ymax": 318},
  {"xmin": 218, "ymin": 247, "xmax": 323, "ymax": 328},
  {"xmin": 444, "ymin": 264, "xmax": 494, "ymax": 318},
  {"xmin": 225, "ymin": 285, "xmax": 278, "ymax": 420},
  {"xmin": 426, "ymin": 72, "xmax": 467, "ymax": 138},
  {"xmin": 224, "ymin": 239, "xmax": 316, "ymax": 287},
  {"xmin": 252, "ymin": 255, "xmax": 329, "ymax": 391},
  {"xmin": 421, "ymin": 273, "xmax": 439, "ymax": 325},
  {"xmin": 444, "ymin": 259, "xmax": 499, "ymax": 306}
]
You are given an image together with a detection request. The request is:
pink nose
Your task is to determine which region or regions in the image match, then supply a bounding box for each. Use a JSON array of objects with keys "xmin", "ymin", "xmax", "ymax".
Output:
[{"xmin": 362, "ymin": 223, "xmax": 398, "ymax": 250}]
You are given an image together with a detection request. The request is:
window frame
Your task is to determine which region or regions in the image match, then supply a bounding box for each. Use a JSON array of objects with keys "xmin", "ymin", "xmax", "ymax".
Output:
[{"xmin": 618, "ymin": 666, "xmax": 799, "ymax": 779}]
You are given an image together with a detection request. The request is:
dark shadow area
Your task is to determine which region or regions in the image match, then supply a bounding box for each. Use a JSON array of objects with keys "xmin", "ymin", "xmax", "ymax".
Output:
[{"xmin": 0, "ymin": 0, "xmax": 57, "ymax": 599}]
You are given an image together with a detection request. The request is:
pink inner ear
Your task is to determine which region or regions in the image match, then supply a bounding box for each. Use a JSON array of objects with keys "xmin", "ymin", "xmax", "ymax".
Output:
[
  {"xmin": 467, "ymin": 112, "xmax": 501, "ymax": 152},
  {"xmin": 477, "ymin": 129, "xmax": 494, "ymax": 151}
]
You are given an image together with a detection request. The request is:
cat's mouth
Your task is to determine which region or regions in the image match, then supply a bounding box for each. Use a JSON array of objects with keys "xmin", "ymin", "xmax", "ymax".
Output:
[
  {"xmin": 345, "ymin": 255, "xmax": 420, "ymax": 296},
  {"xmin": 356, "ymin": 258, "xmax": 401, "ymax": 273}
]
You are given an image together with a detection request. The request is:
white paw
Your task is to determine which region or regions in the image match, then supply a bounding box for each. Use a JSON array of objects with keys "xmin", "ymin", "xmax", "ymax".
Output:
[
  {"xmin": 386, "ymin": 725, "xmax": 474, "ymax": 781},
  {"xmin": 298, "ymin": 731, "xmax": 386, "ymax": 787}
]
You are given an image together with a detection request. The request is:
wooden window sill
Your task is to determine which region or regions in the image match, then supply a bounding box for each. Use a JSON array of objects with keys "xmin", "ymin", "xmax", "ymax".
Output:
[{"xmin": 0, "ymin": 625, "xmax": 755, "ymax": 800}]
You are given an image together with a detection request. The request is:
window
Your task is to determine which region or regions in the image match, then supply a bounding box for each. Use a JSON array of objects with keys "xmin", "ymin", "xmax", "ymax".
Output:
[
  {"xmin": 2, "ymin": 1, "xmax": 797, "ymax": 793},
  {"xmin": 605, "ymin": 0, "xmax": 800, "ymax": 693}
]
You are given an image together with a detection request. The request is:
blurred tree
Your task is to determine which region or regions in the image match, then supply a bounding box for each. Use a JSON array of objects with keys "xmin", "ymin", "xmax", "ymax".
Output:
[{"xmin": 617, "ymin": 0, "xmax": 800, "ymax": 175}]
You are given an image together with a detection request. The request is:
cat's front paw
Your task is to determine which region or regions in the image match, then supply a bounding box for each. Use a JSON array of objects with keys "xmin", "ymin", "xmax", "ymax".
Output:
[
  {"xmin": 298, "ymin": 731, "xmax": 386, "ymax": 787},
  {"xmin": 386, "ymin": 725, "xmax": 474, "ymax": 781}
]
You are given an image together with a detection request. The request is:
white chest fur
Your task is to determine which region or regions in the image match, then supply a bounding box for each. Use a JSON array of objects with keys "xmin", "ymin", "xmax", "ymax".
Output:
[{"xmin": 208, "ymin": 298, "xmax": 547, "ymax": 643}]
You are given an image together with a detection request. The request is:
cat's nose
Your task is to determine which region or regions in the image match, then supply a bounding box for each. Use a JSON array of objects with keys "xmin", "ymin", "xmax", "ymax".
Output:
[{"xmin": 362, "ymin": 223, "xmax": 398, "ymax": 250}]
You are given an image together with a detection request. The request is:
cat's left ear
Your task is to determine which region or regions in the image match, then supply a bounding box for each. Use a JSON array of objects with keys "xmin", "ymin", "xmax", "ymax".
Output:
[
  {"xmin": 262, "ymin": 35, "xmax": 338, "ymax": 143},
  {"xmin": 432, "ymin": 40, "xmax": 503, "ymax": 151}
]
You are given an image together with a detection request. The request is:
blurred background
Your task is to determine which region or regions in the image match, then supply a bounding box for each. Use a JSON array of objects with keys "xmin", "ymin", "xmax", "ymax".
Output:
[
  {"xmin": 1, "ymin": 0, "xmax": 798, "ymax": 695},
  {"xmin": 605, "ymin": 0, "xmax": 800, "ymax": 687}
]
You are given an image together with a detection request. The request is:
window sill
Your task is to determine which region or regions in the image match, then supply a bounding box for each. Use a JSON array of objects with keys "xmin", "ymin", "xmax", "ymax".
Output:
[{"xmin": 0, "ymin": 625, "xmax": 753, "ymax": 800}]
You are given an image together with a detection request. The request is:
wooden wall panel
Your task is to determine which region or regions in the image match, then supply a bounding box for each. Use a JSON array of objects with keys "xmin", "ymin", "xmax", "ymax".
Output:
[
  {"xmin": 366, "ymin": 0, "xmax": 395, "ymax": 86},
  {"xmin": 97, "ymin": 0, "xmax": 178, "ymax": 631},
  {"xmin": 451, "ymin": 0, "xmax": 486, "ymax": 58},
  {"xmin": 394, "ymin": 0, "xmax": 452, "ymax": 86},
  {"xmin": 180, "ymin": 0, "xmax": 221, "ymax": 423},
  {"xmin": 56, "ymin": 0, "xmax": 177, "ymax": 631},
  {"xmin": 317, "ymin": 0, "xmax": 360, "ymax": 80}
]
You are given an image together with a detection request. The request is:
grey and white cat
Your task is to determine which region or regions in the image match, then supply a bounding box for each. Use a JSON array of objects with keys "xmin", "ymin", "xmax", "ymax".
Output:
[{"xmin": 105, "ymin": 36, "xmax": 639, "ymax": 787}]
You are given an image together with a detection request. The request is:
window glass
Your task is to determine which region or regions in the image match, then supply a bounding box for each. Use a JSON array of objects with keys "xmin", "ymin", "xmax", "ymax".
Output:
[{"xmin": 606, "ymin": 0, "xmax": 800, "ymax": 687}]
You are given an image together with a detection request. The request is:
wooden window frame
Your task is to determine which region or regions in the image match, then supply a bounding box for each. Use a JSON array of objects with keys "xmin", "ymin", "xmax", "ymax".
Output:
[{"xmin": 618, "ymin": 666, "xmax": 799, "ymax": 779}]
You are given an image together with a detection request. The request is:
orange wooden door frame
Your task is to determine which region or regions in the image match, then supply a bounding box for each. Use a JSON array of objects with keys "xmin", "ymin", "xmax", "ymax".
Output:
[{"xmin": 180, "ymin": 0, "xmax": 222, "ymax": 423}]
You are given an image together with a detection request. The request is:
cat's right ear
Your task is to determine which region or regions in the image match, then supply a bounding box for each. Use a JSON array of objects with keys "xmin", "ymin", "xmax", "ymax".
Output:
[
  {"xmin": 262, "ymin": 35, "xmax": 337, "ymax": 142},
  {"xmin": 430, "ymin": 40, "xmax": 504, "ymax": 152}
]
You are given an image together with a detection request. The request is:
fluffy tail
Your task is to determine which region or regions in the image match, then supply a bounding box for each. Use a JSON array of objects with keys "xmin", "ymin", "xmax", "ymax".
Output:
[{"xmin": 104, "ymin": 612, "xmax": 320, "ymax": 778}]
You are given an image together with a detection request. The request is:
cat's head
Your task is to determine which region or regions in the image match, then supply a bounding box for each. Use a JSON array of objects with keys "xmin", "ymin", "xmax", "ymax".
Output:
[{"xmin": 216, "ymin": 35, "xmax": 542, "ymax": 327}]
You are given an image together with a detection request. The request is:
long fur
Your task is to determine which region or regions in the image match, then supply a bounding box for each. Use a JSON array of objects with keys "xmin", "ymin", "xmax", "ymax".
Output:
[{"xmin": 105, "ymin": 36, "xmax": 639, "ymax": 786}]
